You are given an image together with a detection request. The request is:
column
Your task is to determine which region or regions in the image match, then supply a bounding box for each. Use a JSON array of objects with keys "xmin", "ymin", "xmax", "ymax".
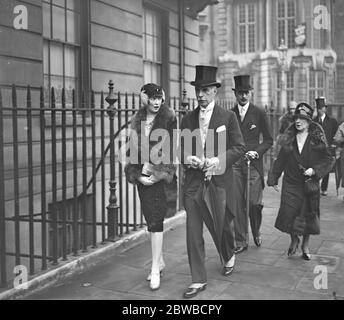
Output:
[
  {"xmin": 265, "ymin": 0, "xmax": 272, "ymax": 50},
  {"xmin": 226, "ymin": 0, "xmax": 234, "ymax": 53}
]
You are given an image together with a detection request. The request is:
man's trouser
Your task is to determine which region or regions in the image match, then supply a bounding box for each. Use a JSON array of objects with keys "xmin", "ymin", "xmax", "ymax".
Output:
[{"xmin": 184, "ymin": 184, "xmax": 235, "ymax": 284}]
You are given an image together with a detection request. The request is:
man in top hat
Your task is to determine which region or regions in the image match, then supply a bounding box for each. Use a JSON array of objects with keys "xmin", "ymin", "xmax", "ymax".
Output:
[
  {"xmin": 180, "ymin": 65, "xmax": 245, "ymax": 298},
  {"xmin": 314, "ymin": 97, "xmax": 338, "ymax": 195},
  {"xmin": 231, "ymin": 75, "xmax": 273, "ymax": 253}
]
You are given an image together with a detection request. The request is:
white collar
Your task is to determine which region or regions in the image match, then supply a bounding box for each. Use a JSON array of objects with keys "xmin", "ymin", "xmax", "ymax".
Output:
[
  {"xmin": 320, "ymin": 113, "xmax": 326, "ymax": 122},
  {"xmin": 239, "ymin": 101, "xmax": 250, "ymax": 111},
  {"xmin": 200, "ymin": 100, "xmax": 215, "ymax": 113}
]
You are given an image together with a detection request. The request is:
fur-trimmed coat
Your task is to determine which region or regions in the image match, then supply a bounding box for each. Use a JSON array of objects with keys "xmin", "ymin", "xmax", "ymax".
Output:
[
  {"xmin": 267, "ymin": 122, "xmax": 335, "ymax": 235},
  {"xmin": 124, "ymin": 104, "xmax": 177, "ymax": 184}
]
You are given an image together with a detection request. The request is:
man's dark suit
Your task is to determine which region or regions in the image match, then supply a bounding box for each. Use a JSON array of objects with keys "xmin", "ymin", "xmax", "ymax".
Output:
[
  {"xmin": 180, "ymin": 104, "xmax": 245, "ymax": 284},
  {"xmin": 232, "ymin": 103, "xmax": 273, "ymax": 247},
  {"xmin": 315, "ymin": 114, "xmax": 338, "ymax": 192}
]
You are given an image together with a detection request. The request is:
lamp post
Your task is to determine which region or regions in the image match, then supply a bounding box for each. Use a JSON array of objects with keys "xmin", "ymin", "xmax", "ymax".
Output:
[
  {"xmin": 105, "ymin": 80, "xmax": 119, "ymax": 241},
  {"xmin": 278, "ymin": 39, "xmax": 288, "ymax": 112}
]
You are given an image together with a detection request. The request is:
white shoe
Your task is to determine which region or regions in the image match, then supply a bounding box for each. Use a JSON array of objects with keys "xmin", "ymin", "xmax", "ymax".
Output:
[
  {"xmin": 150, "ymin": 271, "xmax": 160, "ymax": 290},
  {"xmin": 226, "ymin": 254, "xmax": 235, "ymax": 268},
  {"xmin": 146, "ymin": 262, "xmax": 165, "ymax": 281}
]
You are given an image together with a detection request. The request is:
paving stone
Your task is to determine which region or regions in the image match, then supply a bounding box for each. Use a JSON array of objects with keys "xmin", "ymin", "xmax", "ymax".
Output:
[
  {"xmin": 295, "ymin": 273, "xmax": 344, "ymax": 299},
  {"xmin": 73, "ymin": 264, "xmax": 147, "ymax": 292},
  {"xmin": 128, "ymin": 272, "xmax": 191, "ymax": 300},
  {"xmin": 317, "ymin": 240, "xmax": 344, "ymax": 257},
  {"xmin": 235, "ymin": 246, "xmax": 284, "ymax": 266},
  {"xmin": 273, "ymin": 254, "xmax": 340, "ymax": 273},
  {"xmin": 211, "ymin": 281, "xmax": 329, "ymax": 300},
  {"xmin": 205, "ymin": 257, "xmax": 305, "ymax": 290}
]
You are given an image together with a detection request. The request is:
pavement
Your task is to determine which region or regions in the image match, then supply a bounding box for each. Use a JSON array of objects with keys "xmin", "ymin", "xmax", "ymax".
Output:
[{"xmin": 26, "ymin": 175, "xmax": 344, "ymax": 300}]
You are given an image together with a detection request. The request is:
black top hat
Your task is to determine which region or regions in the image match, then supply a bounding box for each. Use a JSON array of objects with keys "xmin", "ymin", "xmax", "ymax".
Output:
[
  {"xmin": 294, "ymin": 102, "xmax": 313, "ymax": 121},
  {"xmin": 315, "ymin": 97, "xmax": 327, "ymax": 109},
  {"xmin": 190, "ymin": 65, "xmax": 221, "ymax": 88},
  {"xmin": 140, "ymin": 83, "xmax": 163, "ymax": 98},
  {"xmin": 232, "ymin": 75, "xmax": 253, "ymax": 91}
]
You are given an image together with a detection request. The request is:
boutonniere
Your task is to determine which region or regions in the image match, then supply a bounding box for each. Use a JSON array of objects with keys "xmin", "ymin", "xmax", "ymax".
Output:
[{"xmin": 249, "ymin": 124, "xmax": 257, "ymax": 130}]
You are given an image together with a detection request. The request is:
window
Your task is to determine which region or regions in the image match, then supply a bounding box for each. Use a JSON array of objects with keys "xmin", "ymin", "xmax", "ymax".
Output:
[
  {"xmin": 43, "ymin": 0, "xmax": 80, "ymax": 106},
  {"xmin": 143, "ymin": 7, "xmax": 162, "ymax": 84},
  {"xmin": 276, "ymin": 71, "xmax": 294, "ymax": 107},
  {"xmin": 309, "ymin": 70, "xmax": 325, "ymax": 104},
  {"xmin": 277, "ymin": 0, "xmax": 295, "ymax": 48},
  {"xmin": 238, "ymin": 3, "xmax": 256, "ymax": 53}
]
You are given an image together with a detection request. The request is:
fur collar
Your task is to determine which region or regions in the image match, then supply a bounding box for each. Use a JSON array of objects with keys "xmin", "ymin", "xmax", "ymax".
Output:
[
  {"xmin": 131, "ymin": 104, "xmax": 175, "ymax": 133},
  {"xmin": 279, "ymin": 121, "xmax": 328, "ymax": 152}
]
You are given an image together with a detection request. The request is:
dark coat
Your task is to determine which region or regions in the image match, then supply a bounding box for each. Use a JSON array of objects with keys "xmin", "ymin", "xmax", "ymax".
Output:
[
  {"xmin": 180, "ymin": 104, "xmax": 246, "ymax": 215},
  {"xmin": 314, "ymin": 114, "xmax": 338, "ymax": 145},
  {"xmin": 267, "ymin": 122, "xmax": 335, "ymax": 235},
  {"xmin": 124, "ymin": 104, "xmax": 177, "ymax": 184},
  {"xmin": 233, "ymin": 103, "xmax": 273, "ymax": 186}
]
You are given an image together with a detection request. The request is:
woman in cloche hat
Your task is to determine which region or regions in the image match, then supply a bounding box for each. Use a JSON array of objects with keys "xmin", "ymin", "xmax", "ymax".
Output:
[
  {"xmin": 267, "ymin": 102, "xmax": 335, "ymax": 261},
  {"xmin": 125, "ymin": 83, "xmax": 176, "ymax": 290}
]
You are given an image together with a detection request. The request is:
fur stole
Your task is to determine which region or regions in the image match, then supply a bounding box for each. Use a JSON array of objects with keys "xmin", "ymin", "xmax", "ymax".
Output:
[
  {"xmin": 130, "ymin": 105, "xmax": 176, "ymax": 133},
  {"xmin": 124, "ymin": 104, "xmax": 176, "ymax": 184},
  {"xmin": 279, "ymin": 121, "xmax": 328, "ymax": 153}
]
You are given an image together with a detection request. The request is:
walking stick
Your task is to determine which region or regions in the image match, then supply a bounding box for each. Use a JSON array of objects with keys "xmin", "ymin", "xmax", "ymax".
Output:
[{"xmin": 246, "ymin": 156, "xmax": 251, "ymax": 227}]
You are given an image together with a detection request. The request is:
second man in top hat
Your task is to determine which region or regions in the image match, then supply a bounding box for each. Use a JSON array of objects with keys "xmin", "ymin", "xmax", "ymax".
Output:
[{"xmin": 231, "ymin": 75, "xmax": 273, "ymax": 253}]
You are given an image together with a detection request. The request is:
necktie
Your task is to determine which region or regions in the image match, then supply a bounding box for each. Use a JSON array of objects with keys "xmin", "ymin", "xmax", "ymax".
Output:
[
  {"xmin": 240, "ymin": 106, "xmax": 245, "ymax": 121},
  {"xmin": 200, "ymin": 108, "xmax": 207, "ymax": 142}
]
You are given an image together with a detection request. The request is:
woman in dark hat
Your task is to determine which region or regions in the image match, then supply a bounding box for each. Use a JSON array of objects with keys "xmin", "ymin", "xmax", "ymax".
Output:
[
  {"xmin": 124, "ymin": 83, "xmax": 176, "ymax": 290},
  {"xmin": 267, "ymin": 102, "xmax": 334, "ymax": 260}
]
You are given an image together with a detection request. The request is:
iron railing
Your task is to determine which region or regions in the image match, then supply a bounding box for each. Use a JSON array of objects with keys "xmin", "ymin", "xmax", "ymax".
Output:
[{"xmin": 0, "ymin": 81, "xmax": 283, "ymax": 289}]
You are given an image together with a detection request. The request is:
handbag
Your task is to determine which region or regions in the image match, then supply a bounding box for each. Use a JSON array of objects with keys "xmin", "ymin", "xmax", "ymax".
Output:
[
  {"xmin": 304, "ymin": 177, "xmax": 320, "ymax": 195},
  {"xmin": 297, "ymin": 163, "xmax": 319, "ymax": 195}
]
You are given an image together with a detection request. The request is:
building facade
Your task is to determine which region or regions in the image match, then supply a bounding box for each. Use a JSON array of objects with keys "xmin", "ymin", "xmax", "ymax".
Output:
[
  {"xmin": 333, "ymin": 0, "xmax": 344, "ymax": 104},
  {"xmin": 199, "ymin": 0, "xmax": 338, "ymax": 112},
  {"xmin": 0, "ymin": 0, "xmax": 219, "ymax": 105}
]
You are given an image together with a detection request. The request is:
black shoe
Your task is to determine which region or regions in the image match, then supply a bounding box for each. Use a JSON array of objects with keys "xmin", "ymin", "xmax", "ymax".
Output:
[
  {"xmin": 234, "ymin": 245, "xmax": 248, "ymax": 254},
  {"xmin": 183, "ymin": 284, "xmax": 207, "ymax": 299},
  {"xmin": 254, "ymin": 235, "xmax": 262, "ymax": 247},
  {"xmin": 302, "ymin": 252, "xmax": 311, "ymax": 260},
  {"xmin": 222, "ymin": 265, "xmax": 234, "ymax": 276},
  {"xmin": 301, "ymin": 247, "xmax": 311, "ymax": 260}
]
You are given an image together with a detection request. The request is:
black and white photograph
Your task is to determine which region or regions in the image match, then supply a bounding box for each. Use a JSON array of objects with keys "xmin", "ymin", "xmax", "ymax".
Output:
[{"xmin": 0, "ymin": 0, "xmax": 344, "ymax": 306}]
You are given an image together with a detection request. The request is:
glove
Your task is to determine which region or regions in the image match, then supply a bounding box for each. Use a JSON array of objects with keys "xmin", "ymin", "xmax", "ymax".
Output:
[
  {"xmin": 203, "ymin": 157, "xmax": 220, "ymax": 181},
  {"xmin": 304, "ymin": 168, "xmax": 315, "ymax": 177},
  {"xmin": 203, "ymin": 157, "xmax": 220, "ymax": 170},
  {"xmin": 245, "ymin": 151, "xmax": 259, "ymax": 160},
  {"xmin": 186, "ymin": 155, "xmax": 204, "ymax": 169}
]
